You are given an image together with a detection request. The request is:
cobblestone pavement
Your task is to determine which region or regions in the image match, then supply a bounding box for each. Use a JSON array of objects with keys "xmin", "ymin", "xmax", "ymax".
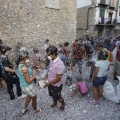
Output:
[{"xmin": 0, "ymin": 54, "xmax": 120, "ymax": 120}]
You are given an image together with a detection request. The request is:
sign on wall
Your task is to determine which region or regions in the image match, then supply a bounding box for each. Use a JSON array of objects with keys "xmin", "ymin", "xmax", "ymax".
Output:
[{"xmin": 45, "ymin": 0, "xmax": 59, "ymax": 9}]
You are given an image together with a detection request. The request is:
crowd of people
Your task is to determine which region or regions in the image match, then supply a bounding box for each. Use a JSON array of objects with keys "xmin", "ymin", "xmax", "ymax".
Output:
[{"xmin": 0, "ymin": 35, "xmax": 120, "ymax": 115}]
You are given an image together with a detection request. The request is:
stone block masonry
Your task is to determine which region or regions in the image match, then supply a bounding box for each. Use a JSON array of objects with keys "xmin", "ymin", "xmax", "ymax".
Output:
[{"xmin": 0, "ymin": 0, "xmax": 76, "ymax": 53}]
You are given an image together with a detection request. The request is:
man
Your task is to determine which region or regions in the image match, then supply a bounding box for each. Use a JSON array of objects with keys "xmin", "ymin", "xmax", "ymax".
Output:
[
  {"xmin": 44, "ymin": 45, "xmax": 66, "ymax": 110},
  {"xmin": 1, "ymin": 45, "xmax": 23, "ymax": 100},
  {"xmin": 71, "ymin": 43, "xmax": 87, "ymax": 75},
  {"xmin": 83, "ymin": 39, "xmax": 92, "ymax": 59},
  {"xmin": 72, "ymin": 39, "xmax": 78, "ymax": 48}
]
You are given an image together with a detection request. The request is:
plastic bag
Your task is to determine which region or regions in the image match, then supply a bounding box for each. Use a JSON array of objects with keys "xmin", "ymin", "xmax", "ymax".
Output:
[
  {"xmin": 103, "ymin": 81, "xmax": 119, "ymax": 103},
  {"xmin": 36, "ymin": 69, "xmax": 48, "ymax": 80},
  {"xmin": 39, "ymin": 80, "xmax": 48, "ymax": 88},
  {"xmin": 116, "ymin": 76, "xmax": 120, "ymax": 100},
  {"xmin": 112, "ymin": 47, "xmax": 117, "ymax": 63}
]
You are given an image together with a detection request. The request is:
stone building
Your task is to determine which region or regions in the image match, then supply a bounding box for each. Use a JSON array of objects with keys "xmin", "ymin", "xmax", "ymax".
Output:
[
  {"xmin": 77, "ymin": 0, "xmax": 119, "ymax": 38},
  {"xmin": 0, "ymin": 0, "xmax": 76, "ymax": 52}
]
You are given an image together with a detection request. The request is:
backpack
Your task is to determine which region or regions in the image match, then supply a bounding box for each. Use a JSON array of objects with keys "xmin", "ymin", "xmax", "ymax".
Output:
[
  {"xmin": 108, "ymin": 50, "xmax": 113, "ymax": 62},
  {"xmin": 0, "ymin": 57, "xmax": 6, "ymax": 79},
  {"xmin": 74, "ymin": 49, "xmax": 83, "ymax": 59},
  {"xmin": 76, "ymin": 51, "xmax": 82, "ymax": 59}
]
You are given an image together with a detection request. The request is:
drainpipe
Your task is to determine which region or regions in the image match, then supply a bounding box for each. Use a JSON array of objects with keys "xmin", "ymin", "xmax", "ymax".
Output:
[
  {"xmin": 114, "ymin": 0, "xmax": 120, "ymax": 34},
  {"xmin": 85, "ymin": 5, "xmax": 110, "ymax": 30},
  {"xmin": 85, "ymin": 6, "xmax": 102, "ymax": 31}
]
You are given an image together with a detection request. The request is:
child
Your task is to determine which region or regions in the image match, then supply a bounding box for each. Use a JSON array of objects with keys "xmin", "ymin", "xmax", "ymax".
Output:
[
  {"xmin": 66, "ymin": 61, "xmax": 78, "ymax": 85},
  {"xmin": 71, "ymin": 77, "xmax": 89, "ymax": 97}
]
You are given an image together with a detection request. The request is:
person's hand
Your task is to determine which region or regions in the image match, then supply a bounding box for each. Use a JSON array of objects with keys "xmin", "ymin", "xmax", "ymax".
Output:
[
  {"xmin": 84, "ymin": 57, "xmax": 87, "ymax": 61},
  {"xmin": 91, "ymin": 78, "xmax": 94, "ymax": 82},
  {"xmin": 35, "ymin": 67, "xmax": 41, "ymax": 74},
  {"xmin": 44, "ymin": 82, "xmax": 50, "ymax": 88},
  {"xmin": 13, "ymin": 70, "xmax": 17, "ymax": 73},
  {"xmin": 43, "ymin": 77, "xmax": 47, "ymax": 81},
  {"xmin": 70, "ymin": 94, "xmax": 74, "ymax": 98}
]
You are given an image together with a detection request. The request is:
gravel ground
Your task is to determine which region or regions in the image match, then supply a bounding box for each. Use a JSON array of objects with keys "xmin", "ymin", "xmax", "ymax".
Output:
[{"xmin": 0, "ymin": 54, "xmax": 120, "ymax": 120}]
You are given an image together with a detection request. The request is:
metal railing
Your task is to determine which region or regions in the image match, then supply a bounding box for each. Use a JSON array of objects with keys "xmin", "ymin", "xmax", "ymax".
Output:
[{"xmin": 95, "ymin": 17, "xmax": 116, "ymax": 25}]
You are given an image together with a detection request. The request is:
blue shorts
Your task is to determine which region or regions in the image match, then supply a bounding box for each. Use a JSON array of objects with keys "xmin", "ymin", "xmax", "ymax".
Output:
[{"xmin": 93, "ymin": 75, "xmax": 107, "ymax": 88}]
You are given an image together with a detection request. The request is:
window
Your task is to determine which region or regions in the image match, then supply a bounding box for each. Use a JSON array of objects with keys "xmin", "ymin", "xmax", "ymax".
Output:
[
  {"xmin": 45, "ymin": 0, "xmax": 59, "ymax": 9},
  {"xmin": 100, "ymin": 0, "xmax": 106, "ymax": 4},
  {"xmin": 99, "ymin": 8, "xmax": 105, "ymax": 17},
  {"xmin": 119, "ymin": 6, "xmax": 120, "ymax": 16}
]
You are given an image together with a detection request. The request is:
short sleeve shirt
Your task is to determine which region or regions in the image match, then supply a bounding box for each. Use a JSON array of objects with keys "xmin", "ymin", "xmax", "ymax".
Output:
[
  {"xmin": 95, "ymin": 60, "xmax": 110, "ymax": 77},
  {"xmin": 2, "ymin": 55, "xmax": 16, "ymax": 77},
  {"xmin": 47, "ymin": 57, "xmax": 65, "ymax": 87}
]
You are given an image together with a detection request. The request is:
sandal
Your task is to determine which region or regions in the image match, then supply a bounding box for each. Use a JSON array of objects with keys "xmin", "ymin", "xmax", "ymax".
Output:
[{"xmin": 51, "ymin": 102, "xmax": 57, "ymax": 107}]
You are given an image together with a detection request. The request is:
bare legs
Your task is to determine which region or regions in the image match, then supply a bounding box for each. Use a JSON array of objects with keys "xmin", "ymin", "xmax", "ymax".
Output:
[
  {"xmin": 0, "ymin": 79, "xmax": 7, "ymax": 89},
  {"xmin": 24, "ymin": 95, "xmax": 40, "ymax": 113},
  {"xmin": 93, "ymin": 86, "xmax": 103, "ymax": 101}
]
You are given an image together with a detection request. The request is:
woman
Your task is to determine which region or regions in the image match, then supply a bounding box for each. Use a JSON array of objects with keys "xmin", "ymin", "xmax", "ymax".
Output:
[
  {"xmin": 32, "ymin": 48, "xmax": 45, "ymax": 69},
  {"xmin": 18, "ymin": 50, "xmax": 41, "ymax": 114},
  {"xmin": 91, "ymin": 51, "xmax": 110, "ymax": 104}
]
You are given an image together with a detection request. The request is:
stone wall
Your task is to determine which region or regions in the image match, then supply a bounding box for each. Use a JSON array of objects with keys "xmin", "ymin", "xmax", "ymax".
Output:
[
  {"xmin": 0, "ymin": 0, "xmax": 76, "ymax": 53},
  {"xmin": 77, "ymin": 0, "xmax": 96, "ymax": 38}
]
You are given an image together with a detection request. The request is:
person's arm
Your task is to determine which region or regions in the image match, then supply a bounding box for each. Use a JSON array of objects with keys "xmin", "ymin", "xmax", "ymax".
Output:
[
  {"xmin": 71, "ymin": 48, "xmax": 75, "ymax": 57},
  {"xmin": 65, "ymin": 48, "xmax": 69, "ymax": 58},
  {"xmin": 107, "ymin": 64, "xmax": 110, "ymax": 71},
  {"xmin": 4, "ymin": 67, "xmax": 17, "ymax": 73},
  {"xmin": 82, "ymin": 47, "xmax": 87, "ymax": 59},
  {"xmin": 21, "ymin": 66, "xmax": 40, "ymax": 84},
  {"xmin": 44, "ymin": 74, "xmax": 62, "ymax": 87},
  {"xmin": 71, "ymin": 86, "xmax": 79, "ymax": 98},
  {"xmin": 3, "ymin": 57, "xmax": 17, "ymax": 73},
  {"xmin": 70, "ymin": 67, "xmax": 78, "ymax": 73},
  {"xmin": 43, "ymin": 72, "xmax": 48, "ymax": 80},
  {"xmin": 92, "ymin": 67, "xmax": 99, "ymax": 82}
]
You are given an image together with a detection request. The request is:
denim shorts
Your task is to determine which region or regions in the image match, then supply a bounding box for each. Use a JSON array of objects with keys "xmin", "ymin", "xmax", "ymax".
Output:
[{"xmin": 93, "ymin": 75, "xmax": 107, "ymax": 88}]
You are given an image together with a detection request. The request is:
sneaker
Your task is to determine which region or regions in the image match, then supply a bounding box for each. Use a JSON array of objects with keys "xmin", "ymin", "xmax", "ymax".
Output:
[
  {"xmin": 21, "ymin": 108, "xmax": 28, "ymax": 114},
  {"xmin": 89, "ymin": 99, "xmax": 99, "ymax": 104},
  {"xmin": 17, "ymin": 94, "xmax": 26, "ymax": 98}
]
